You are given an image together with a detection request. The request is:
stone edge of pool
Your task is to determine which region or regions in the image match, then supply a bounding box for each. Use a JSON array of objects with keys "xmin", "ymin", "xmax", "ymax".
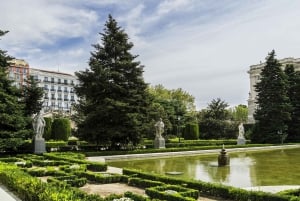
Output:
[{"xmin": 87, "ymin": 144, "xmax": 300, "ymax": 162}]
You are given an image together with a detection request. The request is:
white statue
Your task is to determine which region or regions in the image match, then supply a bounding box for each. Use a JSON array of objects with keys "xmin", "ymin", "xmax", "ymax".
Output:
[
  {"xmin": 238, "ymin": 123, "xmax": 245, "ymax": 139},
  {"xmin": 33, "ymin": 110, "xmax": 46, "ymax": 139},
  {"xmin": 155, "ymin": 118, "xmax": 164, "ymax": 138}
]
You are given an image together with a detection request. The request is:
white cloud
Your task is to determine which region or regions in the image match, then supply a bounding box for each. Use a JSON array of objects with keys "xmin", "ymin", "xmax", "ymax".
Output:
[
  {"xmin": 157, "ymin": 0, "xmax": 191, "ymax": 15},
  {"xmin": 0, "ymin": 0, "xmax": 98, "ymax": 47}
]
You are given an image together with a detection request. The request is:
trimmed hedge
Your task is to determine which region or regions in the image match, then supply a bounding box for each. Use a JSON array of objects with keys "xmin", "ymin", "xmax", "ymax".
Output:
[
  {"xmin": 48, "ymin": 175, "xmax": 87, "ymax": 187},
  {"xmin": 51, "ymin": 118, "xmax": 71, "ymax": 141},
  {"xmin": 183, "ymin": 123, "xmax": 199, "ymax": 140},
  {"xmin": 146, "ymin": 185, "xmax": 197, "ymax": 201},
  {"xmin": 43, "ymin": 152, "xmax": 107, "ymax": 171},
  {"xmin": 128, "ymin": 177, "xmax": 164, "ymax": 188},
  {"xmin": 44, "ymin": 117, "xmax": 53, "ymax": 140},
  {"xmin": 75, "ymin": 171, "xmax": 126, "ymax": 184},
  {"xmin": 123, "ymin": 168, "xmax": 293, "ymax": 201},
  {"xmin": 0, "ymin": 162, "xmax": 104, "ymax": 201}
]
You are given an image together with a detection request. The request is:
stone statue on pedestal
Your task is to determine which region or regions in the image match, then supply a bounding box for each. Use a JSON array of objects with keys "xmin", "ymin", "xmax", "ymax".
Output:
[
  {"xmin": 155, "ymin": 118, "xmax": 164, "ymax": 138},
  {"xmin": 33, "ymin": 110, "xmax": 46, "ymax": 153},
  {"xmin": 237, "ymin": 123, "xmax": 246, "ymax": 145},
  {"xmin": 154, "ymin": 118, "xmax": 165, "ymax": 149},
  {"xmin": 33, "ymin": 111, "xmax": 46, "ymax": 139}
]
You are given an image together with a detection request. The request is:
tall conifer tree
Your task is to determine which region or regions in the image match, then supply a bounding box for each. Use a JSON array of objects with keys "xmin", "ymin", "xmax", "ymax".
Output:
[
  {"xmin": 284, "ymin": 64, "xmax": 300, "ymax": 142},
  {"xmin": 0, "ymin": 30, "xmax": 28, "ymax": 151},
  {"xmin": 74, "ymin": 15, "xmax": 150, "ymax": 148},
  {"xmin": 252, "ymin": 50, "xmax": 291, "ymax": 143}
]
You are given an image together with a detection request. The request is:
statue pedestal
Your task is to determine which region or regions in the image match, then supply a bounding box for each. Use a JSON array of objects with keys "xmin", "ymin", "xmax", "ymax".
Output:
[
  {"xmin": 34, "ymin": 137, "xmax": 46, "ymax": 154},
  {"xmin": 237, "ymin": 137, "xmax": 246, "ymax": 145},
  {"xmin": 154, "ymin": 136, "xmax": 165, "ymax": 149}
]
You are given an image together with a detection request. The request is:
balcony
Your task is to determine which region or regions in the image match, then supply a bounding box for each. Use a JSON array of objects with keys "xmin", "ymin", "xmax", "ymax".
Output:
[
  {"xmin": 64, "ymin": 98, "xmax": 69, "ymax": 101},
  {"xmin": 44, "ymin": 88, "xmax": 49, "ymax": 91},
  {"xmin": 57, "ymin": 89, "xmax": 62, "ymax": 93},
  {"xmin": 44, "ymin": 96, "xmax": 49, "ymax": 99},
  {"xmin": 64, "ymin": 90, "xmax": 69, "ymax": 93},
  {"xmin": 51, "ymin": 97, "xmax": 56, "ymax": 100},
  {"xmin": 43, "ymin": 80, "xmax": 50, "ymax": 83},
  {"xmin": 70, "ymin": 99, "xmax": 75, "ymax": 102},
  {"xmin": 50, "ymin": 89, "xmax": 56, "ymax": 92}
]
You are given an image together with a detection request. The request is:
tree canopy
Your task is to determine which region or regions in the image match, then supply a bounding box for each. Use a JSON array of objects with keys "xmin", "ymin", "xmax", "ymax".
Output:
[{"xmin": 74, "ymin": 15, "xmax": 151, "ymax": 149}]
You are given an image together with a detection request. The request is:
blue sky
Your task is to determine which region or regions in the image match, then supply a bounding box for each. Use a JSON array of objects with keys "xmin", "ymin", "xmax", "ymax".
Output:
[{"xmin": 1, "ymin": 0, "xmax": 300, "ymax": 109}]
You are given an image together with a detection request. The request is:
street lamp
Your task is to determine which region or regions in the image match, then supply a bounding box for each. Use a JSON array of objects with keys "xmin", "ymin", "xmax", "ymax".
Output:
[{"xmin": 177, "ymin": 116, "xmax": 181, "ymax": 143}]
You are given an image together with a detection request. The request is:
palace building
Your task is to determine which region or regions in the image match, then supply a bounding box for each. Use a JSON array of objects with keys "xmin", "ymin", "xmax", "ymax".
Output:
[
  {"xmin": 8, "ymin": 59, "xmax": 79, "ymax": 114},
  {"xmin": 247, "ymin": 57, "xmax": 300, "ymax": 123}
]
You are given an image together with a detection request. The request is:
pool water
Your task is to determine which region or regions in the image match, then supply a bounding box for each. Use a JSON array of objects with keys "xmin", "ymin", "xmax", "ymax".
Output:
[{"xmin": 107, "ymin": 147, "xmax": 300, "ymax": 187}]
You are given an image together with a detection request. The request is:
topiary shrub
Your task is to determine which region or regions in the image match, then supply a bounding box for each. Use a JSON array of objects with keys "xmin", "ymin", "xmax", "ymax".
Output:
[
  {"xmin": 51, "ymin": 118, "xmax": 71, "ymax": 141},
  {"xmin": 183, "ymin": 123, "xmax": 199, "ymax": 140},
  {"xmin": 43, "ymin": 117, "xmax": 52, "ymax": 140}
]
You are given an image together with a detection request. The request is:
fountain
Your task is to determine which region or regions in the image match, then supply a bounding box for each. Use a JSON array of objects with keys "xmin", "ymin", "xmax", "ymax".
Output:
[{"xmin": 218, "ymin": 144, "xmax": 230, "ymax": 166}]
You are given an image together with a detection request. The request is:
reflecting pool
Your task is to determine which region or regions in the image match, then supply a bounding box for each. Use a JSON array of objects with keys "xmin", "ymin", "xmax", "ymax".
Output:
[{"xmin": 107, "ymin": 147, "xmax": 300, "ymax": 187}]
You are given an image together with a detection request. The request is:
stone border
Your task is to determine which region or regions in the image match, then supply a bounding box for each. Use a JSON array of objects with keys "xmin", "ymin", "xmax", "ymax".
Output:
[{"xmin": 87, "ymin": 144, "xmax": 300, "ymax": 162}]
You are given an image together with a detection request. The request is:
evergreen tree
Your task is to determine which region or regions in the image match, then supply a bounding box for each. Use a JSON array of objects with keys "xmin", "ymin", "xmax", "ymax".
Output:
[
  {"xmin": 22, "ymin": 76, "xmax": 44, "ymax": 116},
  {"xmin": 252, "ymin": 50, "xmax": 291, "ymax": 143},
  {"xmin": 284, "ymin": 64, "xmax": 300, "ymax": 142},
  {"xmin": 74, "ymin": 15, "xmax": 151, "ymax": 149},
  {"xmin": 0, "ymin": 30, "xmax": 28, "ymax": 152}
]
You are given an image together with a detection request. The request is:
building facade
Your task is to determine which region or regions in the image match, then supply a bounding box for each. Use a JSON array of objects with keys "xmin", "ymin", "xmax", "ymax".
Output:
[
  {"xmin": 247, "ymin": 57, "xmax": 300, "ymax": 123},
  {"xmin": 8, "ymin": 59, "xmax": 79, "ymax": 114},
  {"xmin": 30, "ymin": 68, "xmax": 79, "ymax": 113},
  {"xmin": 7, "ymin": 59, "xmax": 30, "ymax": 89}
]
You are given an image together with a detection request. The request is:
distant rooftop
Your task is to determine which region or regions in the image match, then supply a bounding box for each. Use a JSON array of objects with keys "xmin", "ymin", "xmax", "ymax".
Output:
[
  {"xmin": 8, "ymin": 59, "xmax": 29, "ymax": 67},
  {"xmin": 30, "ymin": 68, "xmax": 74, "ymax": 77}
]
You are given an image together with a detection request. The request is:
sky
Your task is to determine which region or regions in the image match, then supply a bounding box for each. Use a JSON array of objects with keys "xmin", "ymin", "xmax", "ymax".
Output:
[{"xmin": 1, "ymin": 0, "xmax": 300, "ymax": 109}]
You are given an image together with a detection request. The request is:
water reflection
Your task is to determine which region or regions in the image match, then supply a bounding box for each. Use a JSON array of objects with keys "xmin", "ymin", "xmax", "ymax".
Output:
[{"xmin": 107, "ymin": 147, "xmax": 300, "ymax": 187}]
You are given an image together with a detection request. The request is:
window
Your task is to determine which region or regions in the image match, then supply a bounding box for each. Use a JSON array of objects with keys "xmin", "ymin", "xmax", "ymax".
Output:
[
  {"xmin": 51, "ymin": 101, "xmax": 55, "ymax": 107},
  {"xmin": 58, "ymin": 86, "xmax": 62, "ymax": 92},
  {"xmin": 71, "ymin": 95, "xmax": 75, "ymax": 101},
  {"xmin": 51, "ymin": 94, "xmax": 55, "ymax": 99},
  {"xmin": 44, "ymin": 77, "xmax": 48, "ymax": 82},
  {"xmin": 64, "ymin": 94, "xmax": 68, "ymax": 101},
  {"xmin": 44, "ymin": 85, "xmax": 48, "ymax": 90},
  {"xmin": 64, "ymin": 79, "xmax": 68, "ymax": 84},
  {"xmin": 58, "ymin": 78, "xmax": 61, "ymax": 84},
  {"xmin": 51, "ymin": 77, "xmax": 54, "ymax": 83}
]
